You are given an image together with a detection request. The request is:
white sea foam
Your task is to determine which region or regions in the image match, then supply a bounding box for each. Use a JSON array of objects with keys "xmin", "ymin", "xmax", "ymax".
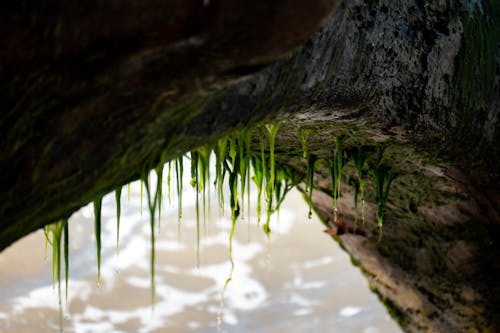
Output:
[{"xmin": 340, "ymin": 305, "xmax": 362, "ymax": 317}]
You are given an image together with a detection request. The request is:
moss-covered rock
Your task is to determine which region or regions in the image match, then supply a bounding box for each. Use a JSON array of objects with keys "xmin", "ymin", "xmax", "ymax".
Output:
[{"xmin": 1, "ymin": 1, "xmax": 499, "ymax": 332}]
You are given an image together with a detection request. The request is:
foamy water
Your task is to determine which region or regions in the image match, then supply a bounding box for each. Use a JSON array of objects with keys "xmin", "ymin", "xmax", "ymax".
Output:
[{"xmin": 0, "ymin": 161, "xmax": 401, "ymax": 333}]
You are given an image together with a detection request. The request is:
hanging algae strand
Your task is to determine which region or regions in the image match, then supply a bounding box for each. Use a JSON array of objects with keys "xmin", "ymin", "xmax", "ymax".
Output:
[
  {"xmin": 298, "ymin": 127, "xmax": 312, "ymax": 159},
  {"xmin": 227, "ymin": 136, "xmax": 240, "ymax": 223},
  {"xmin": 63, "ymin": 221, "xmax": 69, "ymax": 302},
  {"xmin": 190, "ymin": 151, "xmax": 201, "ymax": 266},
  {"xmin": 263, "ymin": 162, "xmax": 273, "ymax": 237},
  {"xmin": 352, "ymin": 148, "xmax": 368, "ymax": 226},
  {"xmin": 80, "ymin": 124, "xmax": 388, "ymax": 330},
  {"xmin": 326, "ymin": 136, "xmax": 345, "ymax": 222},
  {"xmin": 45, "ymin": 218, "xmax": 69, "ymax": 332},
  {"xmin": 38, "ymin": 120, "xmax": 408, "ymax": 333},
  {"xmin": 115, "ymin": 187, "xmax": 122, "ymax": 257},
  {"xmin": 197, "ymin": 145, "xmax": 212, "ymax": 237},
  {"xmin": 47, "ymin": 121, "xmax": 406, "ymax": 317},
  {"xmin": 348, "ymin": 176, "xmax": 360, "ymax": 225},
  {"xmin": 244, "ymin": 128, "xmax": 252, "ymax": 223},
  {"xmin": 251, "ymin": 154, "xmax": 264, "ymax": 223},
  {"xmin": 262, "ymin": 121, "xmax": 280, "ymax": 236},
  {"xmin": 306, "ymin": 155, "xmax": 317, "ymax": 219},
  {"xmin": 264, "ymin": 121, "xmax": 280, "ymax": 197},
  {"xmin": 217, "ymin": 147, "xmax": 240, "ymax": 333},
  {"xmin": 157, "ymin": 167, "xmax": 163, "ymax": 224},
  {"xmin": 143, "ymin": 169, "xmax": 161, "ymax": 305},
  {"xmin": 250, "ymin": 127, "xmax": 266, "ymax": 225},
  {"xmin": 167, "ymin": 161, "xmax": 172, "ymax": 203},
  {"xmin": 297, "ymin": 126, "xmax": 317, "ymax": 219},
  {"xmin": 372, "ymin": 164, "xmax": 397, "ymax": 240},
  {"xmin": 155, "ymin": 162, "xmax": 165, "ymax": 228},
  {"xmin": 175, "ymin": 158, "xmax": 183, "ymax": 238},
  {"xmin": 93, "ymin": 197, "xmax": 103, "ymax": 284},
  {"xmin": 214, "ymin": 137, "xmax": 227, "ymax": 212},
  {"xmin": 237, "ymin": 128, "xmax": 252, "ymax": 218}
]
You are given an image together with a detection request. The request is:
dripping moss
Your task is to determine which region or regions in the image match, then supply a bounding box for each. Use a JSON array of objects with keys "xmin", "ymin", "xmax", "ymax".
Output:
[
  {"xmin": 115, "ymin": 188, "xmax": 122, "ymax": 256},
  {"xmin": 42, "ymin": 119, "xmax": 406, "ymax": 332},
  {"xmin": 93, "ymin": 197, "xmax": 102, "ymax": 284},
  {"xmin": 44, "ymin": 218, "xmax": 69, "ymax": 331}
]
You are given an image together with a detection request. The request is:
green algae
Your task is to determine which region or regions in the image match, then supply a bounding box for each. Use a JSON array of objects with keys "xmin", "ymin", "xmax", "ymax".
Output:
[
  {"xmin": 46, "ymin": 123, "xmax": 401, "ymax": 281},
  {"xmin": 348, "ymin": 176, "xmax": 360, "ymax": 222},
  {"xmin": 190, "ymin": 151, "xmax": 201, "ymax": 266},
  {"xmin": 223, "ymin": 136, "xmax": 242, "ymax": 232},
  {"xmin": 63, "ymin": 221, "xmax": 69, "ymax": 302},
  {"xmin": 167, "ymin": 161, "xmax": 172, "ymax": 203},
  {"xmin": 298, "ymin": 128, "xmax": 312, "ymax": 159},
  {"xmin": 217, "ymin": 148, "xmax": 240, "ymax": 333},
  {"xmin": 327, "ymin": 136, "xmax": 345, "ymax": 222},
  {"xmin": 143, "ymin": 171, "xmax": 160, "ymax": 305},
  {"xmin": 93, "ymin": 197, "xmax": 103, "ymax": 284},
  {"xmin": 251, "ymin": 153, "xmax": 264, "ymax": 225},
  {"xmin": 175, "ymin": 158, "xmax": 184, "ymax": 238},
  {"xmin": 352, "ymin": 147, "xmax": 369, "ymax": 226},
  {"xmin": 45, "ymin": 218, "xmax": 69, "ymax": 331},
  {"xmin": 238, "ymin": 128, "xmax": 253, "ymax": 218},
  {"xmin": 252, "ymin": 127, "xmax": 266, "ymax": 225},
  {"xmin": 298, "ymin": 126, "xmax": 316, "ymax": 219},
  {"xmin": 264, "ymin": 121, "xmax": 281, "ymax": 198},
  {"xmin": 115, "ymin": 188, "xmax": 122, "ymax": 256},
  {"xmin": 41, "ymin": 118, "xmax": 408, "ymax": 331},
  {"xmin": 372, "ymin": 164, "xmax": 397, "ymax": 240},
  {"xmin": 214, "ymin": 137, "xmax": 228, "ymax": 212},
  {"xmin": 196, "ymin": 145, "xmax": 212, "ymax": 238},
  {"xmin": 306, "ymin": 155, "xmax": 317, "ymax": 219},
  {"xmin": 368, "ymin": 146, "xmax": 397, "ymax": 239},
  {"xmin": 155, "ymin": 163, "xmax": 164, "ymax": 226},
  {"xmin": 261, "ymin": 121, "xmax": 282, "ymax": 237}
]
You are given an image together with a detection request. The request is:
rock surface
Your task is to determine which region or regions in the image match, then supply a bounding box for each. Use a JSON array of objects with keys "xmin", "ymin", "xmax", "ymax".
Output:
[
  {"xmin": 1, "ymin": 1, "xmax": 499, "ymax": 332},
  {"xmin": 187, "ymin": 1, "xmax": 500, "ymax": 331},
  {"xmin": 0, "ymin": 0, "xmax": 337, "ymax": 250}
]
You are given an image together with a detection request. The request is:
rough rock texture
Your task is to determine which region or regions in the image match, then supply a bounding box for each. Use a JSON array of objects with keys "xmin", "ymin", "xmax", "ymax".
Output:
[
  {"xmin": 0, "ymin": 0, "xmax": 338, "ymax": 251},
  {"xmin": 1, "ymin": 0, "xmax": 499, "ymax": 332},
  {"xmin": 307, "ymin": 164, "xmax": 500, "ymax": 333},
  {"xmin": 186, "ymin": 0, "xmax": 500, "ymax": 331},
  {"xmin": 268, "ymin": 108, "xmax": 500, "ymax": 332}
]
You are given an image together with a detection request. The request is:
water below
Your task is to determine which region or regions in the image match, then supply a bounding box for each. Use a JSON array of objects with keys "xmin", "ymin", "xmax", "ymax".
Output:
[{"xmin": 0, "ymin": 175, "xmax": 402, "ymax": 333}]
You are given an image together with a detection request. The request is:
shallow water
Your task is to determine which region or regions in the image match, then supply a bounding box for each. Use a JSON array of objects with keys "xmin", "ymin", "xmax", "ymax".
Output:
[{"xmin": 0, "ymin": 170, "xmax": 402, "ymax": 333}]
